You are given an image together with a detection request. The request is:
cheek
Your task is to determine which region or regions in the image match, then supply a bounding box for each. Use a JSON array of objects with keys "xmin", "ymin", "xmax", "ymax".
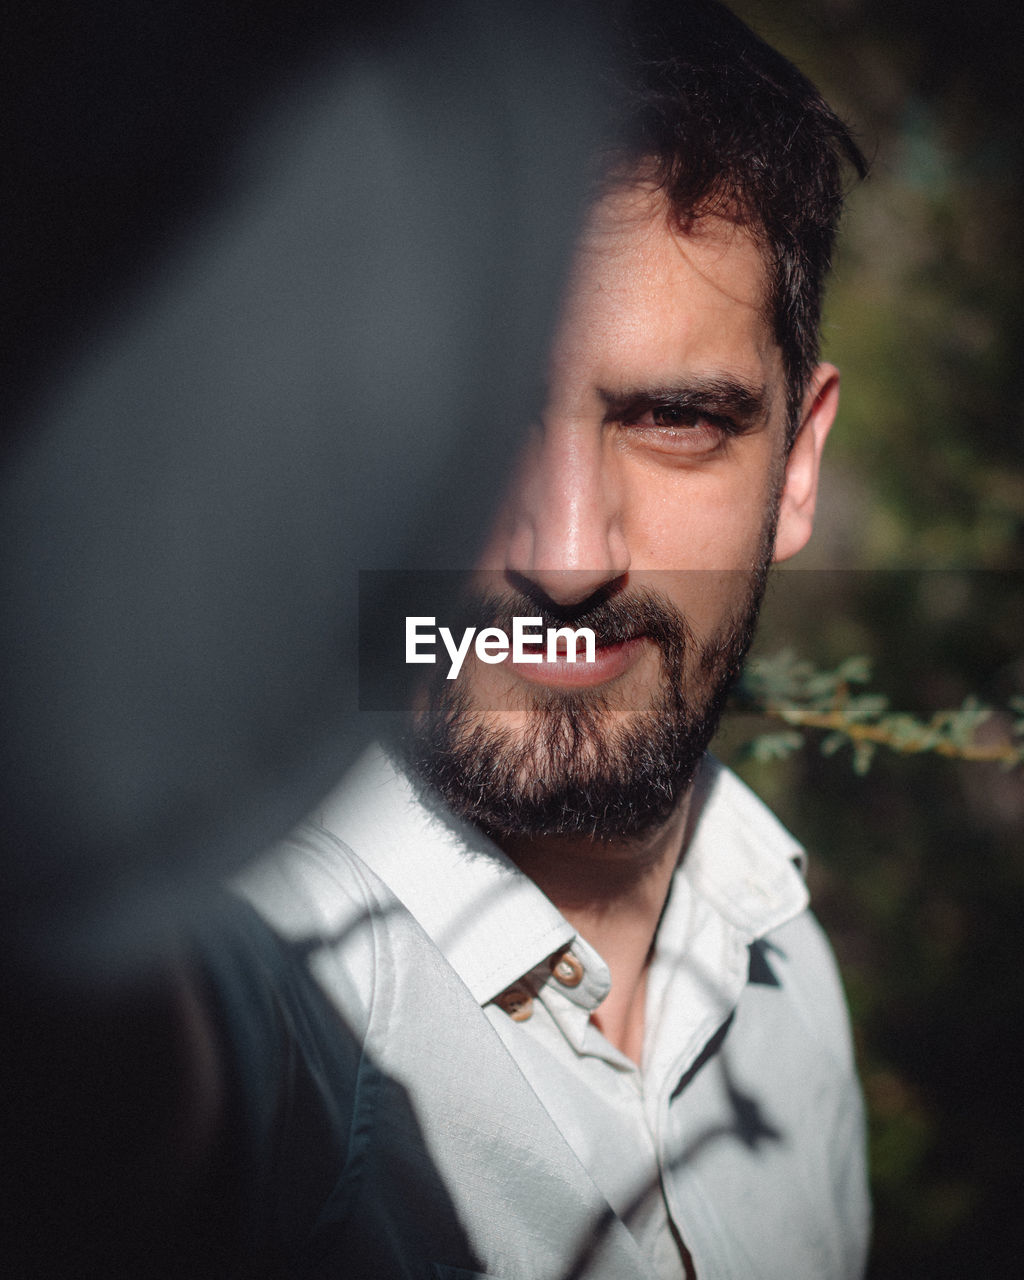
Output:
[
  {"xmin": 641, "ymin": 569, "xmax": 758, "ymax": 650},
  {"xmin": 620, "ymin": 457, "xmax": 779, "ymax": 572}
]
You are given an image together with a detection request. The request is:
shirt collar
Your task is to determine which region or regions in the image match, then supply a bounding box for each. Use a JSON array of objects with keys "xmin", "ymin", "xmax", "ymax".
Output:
[
  {"xmin": 312, "ymin": 744, "xmax": 574, "ymax": 1006},
  {"xmin": 675, "ymin": 755, "xmax": 808, "ymax": 940},
  {"xmin": 311, "ymin": 746, "xmax": 808, "ymax": 1008}
]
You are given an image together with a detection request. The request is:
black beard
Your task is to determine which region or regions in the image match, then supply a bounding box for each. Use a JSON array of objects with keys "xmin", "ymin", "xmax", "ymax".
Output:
[{"xmin": 402, "ymin": 567, "xmax": 769, "ymax": 843}]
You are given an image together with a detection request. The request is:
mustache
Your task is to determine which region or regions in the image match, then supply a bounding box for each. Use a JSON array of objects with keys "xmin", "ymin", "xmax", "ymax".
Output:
[{"xmin": 455, "ymin": 584, "xmax": 694, "ymax": 654}]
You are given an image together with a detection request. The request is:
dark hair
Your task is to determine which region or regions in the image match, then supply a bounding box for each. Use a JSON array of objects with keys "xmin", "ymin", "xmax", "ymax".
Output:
[{"xmin": 613, "ymin": 0, "xmax": 867, "ymax": 437}]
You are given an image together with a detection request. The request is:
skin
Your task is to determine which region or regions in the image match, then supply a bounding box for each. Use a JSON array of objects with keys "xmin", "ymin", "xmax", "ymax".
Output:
[{"xmin": 470, "ymin": 185, "xmax": 839, "ymax": 1063}]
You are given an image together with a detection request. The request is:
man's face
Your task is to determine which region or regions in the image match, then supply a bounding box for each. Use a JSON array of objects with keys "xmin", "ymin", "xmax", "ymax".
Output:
[{"xmin": 409, "ymin": 185, "xmax": 834, "ymax": 841}]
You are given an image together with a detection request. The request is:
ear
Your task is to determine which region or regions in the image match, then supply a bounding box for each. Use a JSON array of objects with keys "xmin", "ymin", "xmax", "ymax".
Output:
[{"xmin": 772, "ymin": 363, "xmax": 839, "ymax": 563}]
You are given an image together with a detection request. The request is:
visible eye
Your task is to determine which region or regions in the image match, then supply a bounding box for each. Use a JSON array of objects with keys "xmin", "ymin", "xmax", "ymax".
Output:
[
  {"xmin": 619, "ymin": 404, "xmax": 730, "ymax": 456},
  {"xmin": 646, "ymin": 405, "xmax": 711, "ymax": 429}
]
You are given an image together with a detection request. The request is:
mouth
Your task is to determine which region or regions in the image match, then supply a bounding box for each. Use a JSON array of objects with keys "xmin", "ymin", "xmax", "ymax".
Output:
[{"xmin": 506, "ymin": 634, "xmax": 648, "ymax": 688}]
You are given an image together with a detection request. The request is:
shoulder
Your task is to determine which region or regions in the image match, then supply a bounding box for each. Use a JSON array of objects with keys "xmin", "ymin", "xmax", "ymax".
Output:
[
  {"xmin": 758, "ymin": 908, "xmax": 858, "ymax": 1072},
  {"xmin": 691, "ymin": 760, "xmax": 863, "ymax": 1107},
  {"xmin": 193, "ymin": 826, "xmax": 469, "ymax": 1266},
  {"xmin": 229, "ymin": 817, "xmax": 485, "ymax": 1042},
  {"xmin": 230, "ymin": 817, "xmax": 459, "ymax": 1046}
]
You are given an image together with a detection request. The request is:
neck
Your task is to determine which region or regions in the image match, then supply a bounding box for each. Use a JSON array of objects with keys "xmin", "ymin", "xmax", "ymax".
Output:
[{"xmin": 497, "ymin": 796, "xmax": 692, "ymax": 1065}]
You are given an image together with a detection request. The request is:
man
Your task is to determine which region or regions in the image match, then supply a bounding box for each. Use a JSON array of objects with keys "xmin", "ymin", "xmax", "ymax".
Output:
[
  {"xmin": 208, "ymin": 4, "xmax": 870, "ymax": 1278},
  {"xmin": 7, "ymin": 3, "xmax": 864, "ymax": 1276}
]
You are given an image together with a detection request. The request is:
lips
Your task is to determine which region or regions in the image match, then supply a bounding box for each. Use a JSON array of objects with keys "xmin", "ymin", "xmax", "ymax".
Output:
[
  {"xmin": 507, "ymin": 635, "xmax": 648, "ymax": 688},
  {"xmin": 517, "ymin": 635, "xmax": 590, "ymax": 660}
]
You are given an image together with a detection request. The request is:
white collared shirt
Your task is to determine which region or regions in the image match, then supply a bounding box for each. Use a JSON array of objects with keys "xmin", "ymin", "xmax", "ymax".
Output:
[{"xmin": 231, "ymin": 747, "xmax": 869, "ymax": 1279}]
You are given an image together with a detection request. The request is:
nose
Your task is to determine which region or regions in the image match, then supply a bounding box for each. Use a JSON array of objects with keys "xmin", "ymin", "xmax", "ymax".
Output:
[{"xmin": 500, "ymin": 419, "xmax": 629, "ymax": 607}]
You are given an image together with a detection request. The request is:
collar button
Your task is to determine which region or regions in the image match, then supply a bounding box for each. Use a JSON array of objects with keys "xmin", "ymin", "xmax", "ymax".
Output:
[
  {"xmin": 495, "ymin": 983, "xmax": 534, "ymax": 1022},
  {"xmin": 550, "ymin": 951, "xmax": 584, "ymax": 988}
]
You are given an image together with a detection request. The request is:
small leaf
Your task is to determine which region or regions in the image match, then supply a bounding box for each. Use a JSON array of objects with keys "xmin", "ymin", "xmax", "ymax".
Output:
[
  {"xmin": 849, "ymin": 737, "xmax": 875, "ymax": 773},
  {"xmin": 821, "ymin": 732, "xmax": 848, "ymax": 757},
  {"xmin": 748, "ymin": 731, "xmax": 805, "ymax": 763},
  {"xmin": 946, "ymin": 699, "xmax": 993, "ymax": 748},
  {"xmin": 844, "ymin": 694, "xmax": 890, "ymax": 722},
  {"xmin": 836, "ymin": 655, "xmax": 873, "ymax": 685},
  {"xmin": 879, "ymin": 714, "xmax": 932, "ymax": 750},
  {"xmin": 806, "ymin": 671, "xmax": 843, "ymax": 699}
]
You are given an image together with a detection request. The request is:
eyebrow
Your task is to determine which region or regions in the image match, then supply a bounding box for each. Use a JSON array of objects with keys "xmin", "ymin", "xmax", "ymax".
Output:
[{"xmin": 598, "ymin": 375, "xmax": 772, "ymax": 430}]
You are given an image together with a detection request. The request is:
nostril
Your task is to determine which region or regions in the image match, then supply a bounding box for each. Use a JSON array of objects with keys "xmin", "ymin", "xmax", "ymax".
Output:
[{"xmin": 504, "ymin": 569, "xmax": 628, "ymax": 617}]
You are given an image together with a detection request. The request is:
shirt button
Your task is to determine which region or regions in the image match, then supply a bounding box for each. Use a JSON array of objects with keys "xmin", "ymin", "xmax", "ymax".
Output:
[
  {"xmin": 549, "ymin": 951, "xmax": 584, "ymax": 988},
  {"xmin": 495, "ymin": 984, "xmax": 534, "ymax": 1022}
]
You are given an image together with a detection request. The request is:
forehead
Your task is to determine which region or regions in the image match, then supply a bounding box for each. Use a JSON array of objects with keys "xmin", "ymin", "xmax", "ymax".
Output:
[{"xmin": 549, "ymin": 185, "xmax": 781, "ymax": 406}]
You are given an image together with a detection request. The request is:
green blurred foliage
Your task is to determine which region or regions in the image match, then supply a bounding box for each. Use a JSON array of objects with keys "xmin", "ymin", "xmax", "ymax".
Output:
[
  {"xmin": 719, "ymin": 4, "xmax": 1024, "ymax": 1275},
  {"xmin": 737, "ymin": 0, "xmax": 1024, "ymax": 570}
]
